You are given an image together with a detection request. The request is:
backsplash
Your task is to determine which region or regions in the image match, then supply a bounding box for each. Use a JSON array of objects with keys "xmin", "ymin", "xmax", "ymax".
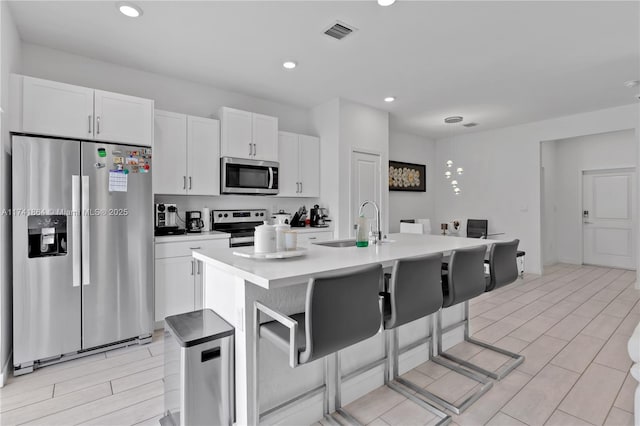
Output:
[{"xmin": 154, "ymin": 194, "xmax": 324, "ymax": 226}]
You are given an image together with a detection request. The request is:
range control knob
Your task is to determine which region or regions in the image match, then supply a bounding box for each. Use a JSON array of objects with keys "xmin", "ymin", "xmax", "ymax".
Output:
[
  {"xmin": 218, "ymin": 214, "xmax": 222, "ymax": 218},
  {"xmin": 224, "ymin": 213, "xmax": 228, "ymax": 218},
  {"xmin": 255, "ymin": 212, "xmax": 259, "ymax": 216},
  {"xmin": 260, "ymin": 212, "xmax": 264, "ymax": 216}
]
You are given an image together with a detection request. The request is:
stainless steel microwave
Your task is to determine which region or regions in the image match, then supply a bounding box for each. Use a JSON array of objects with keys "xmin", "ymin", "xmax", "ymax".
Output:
[{"xmin": 221, "ymin": 157, "xmax": 279, "ymax": 195}]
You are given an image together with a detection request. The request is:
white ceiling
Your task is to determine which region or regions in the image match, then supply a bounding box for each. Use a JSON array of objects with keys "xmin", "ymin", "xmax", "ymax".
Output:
[{"xmin": 8, "ymin": 1, "xmax": 640, "ymax": 138}]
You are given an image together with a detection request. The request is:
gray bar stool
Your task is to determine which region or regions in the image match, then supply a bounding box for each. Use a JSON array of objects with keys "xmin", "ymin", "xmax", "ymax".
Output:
[
  {"xmin": 425, "ymin": 245, "xmax": 494, "ymax": 414},
  {"xmin": 379, "ymin": 253, "xmax": 451, "ymax": 425},
  {"xmin": 253, "ymin": 264, "xmax": 383, "ymax": 425},
  {"xmin": 439, "ymin": 239, "xmax": 524, "ymax": 380}
]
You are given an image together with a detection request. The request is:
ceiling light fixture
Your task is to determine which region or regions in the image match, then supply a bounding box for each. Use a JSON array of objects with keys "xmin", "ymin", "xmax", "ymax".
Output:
[
  {"xmin": 384, "ymin": 96, "xmax": 396, "ymax": 103},
  {"xmin": 444, "ymin": 116, "xmax": 463, "ymax": 124},
  {"xmin": 118, "ymin": 2, "xmax": 142, "ymax": 18},
  {"xmin": 378, "ymin": 0, "xmax": 396, "ymax": 6},
  {"xmin": 282, "ymin": 61, "xmax": 297, "ymax": 70}
]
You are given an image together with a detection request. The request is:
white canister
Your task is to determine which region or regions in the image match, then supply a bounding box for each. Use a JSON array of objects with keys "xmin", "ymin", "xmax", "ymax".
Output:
[
  {"xmin": 254, "ymin": 221, "xmax": 276, "ymax": 254},
  {"xmin": 274, "ymin": 223, "xmax": 291, "ymax": 252},
  {"xmin": 202, "ymin": 207, "xmax": 211, "ymax": 232},
  {"xmin": 284, "ymin": 231, "xmax": 298, "ymax": 251}
]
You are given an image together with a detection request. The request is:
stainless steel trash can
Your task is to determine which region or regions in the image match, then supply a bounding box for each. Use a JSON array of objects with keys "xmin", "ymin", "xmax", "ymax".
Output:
[{"xmin": 162, "ymin": 309, "xmax": 234, "ymax": 426}]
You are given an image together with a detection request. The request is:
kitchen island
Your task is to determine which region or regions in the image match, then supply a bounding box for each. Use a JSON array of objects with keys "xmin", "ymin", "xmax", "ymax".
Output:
[{"xmin": 193, "ymin": 233, "xmax": 496, "ymax": 425}]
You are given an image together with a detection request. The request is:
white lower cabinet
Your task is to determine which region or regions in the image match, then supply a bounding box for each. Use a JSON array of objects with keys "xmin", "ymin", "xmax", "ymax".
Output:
[
  {"xmin": 297, "ymin": 230, "xmax": 333, "ymax": 246},
  {"xmin": 154, "ymin": 237, "xmax": 229, "ymax": 324}
]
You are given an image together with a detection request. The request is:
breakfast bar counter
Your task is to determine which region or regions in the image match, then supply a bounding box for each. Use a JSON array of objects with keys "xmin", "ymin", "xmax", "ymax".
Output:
[{"xmin": 193, "ymin": 233, "xmax": 495, "ymax": 425}]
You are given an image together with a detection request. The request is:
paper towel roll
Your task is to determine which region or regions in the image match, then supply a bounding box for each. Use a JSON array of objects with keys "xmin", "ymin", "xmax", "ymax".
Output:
[{"xmin": 202, "ymin": 207, "xmax": 211, "ymax": 231}]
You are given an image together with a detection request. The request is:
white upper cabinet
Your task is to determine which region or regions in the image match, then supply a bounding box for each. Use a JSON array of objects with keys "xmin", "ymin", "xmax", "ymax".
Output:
[
  {"xmin": 94, "ymin": 90, "xmax": 154, "ymax": 146},
  {"xmin": 187, "ymin": 115, "xmax": 220, "ymax": 196},
  {"xmin": 219, "ymin": 107, "xmax": 278, "ymax": 162},
  {"xmin": 21, "ymin": 76, "xmax": 94, "ymax": 140},
  {"xmin": 277, "ymin": 131, "xmax": 320, "ymax": 198},
  {"xmin": 153, "ymin": 109, "xmax": 220, "ymax": 196},
  {"xmin": 277, "ymin": 132, "xmax": 300, "ymax": 197},
  {"xmin": 251, "ymin": 113, "xmax": 278, "ymax": 161},
  {"xmin": 154, "ymin": 110, "xmax": 188, "ymax": 195},
  {"xmin": 298, "ymin": 134, "xmax": 320, "ymax": 197},
  {"xmin": 13, "ymin": 75, "xmax": 154, "ymax": 146}
]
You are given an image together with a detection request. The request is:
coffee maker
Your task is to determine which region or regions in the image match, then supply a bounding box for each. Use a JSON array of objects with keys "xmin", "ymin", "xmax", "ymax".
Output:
[
  {"xmin": 310, "ymin": 204, "xmax": 329, "ymax": 227},
  {"xmin": 186, "ymin": 211, "xmax": 204, "ymax": 233},
  {"xmin": 155, "ymin": 203, "xmax": 185, "ymax": 236}
]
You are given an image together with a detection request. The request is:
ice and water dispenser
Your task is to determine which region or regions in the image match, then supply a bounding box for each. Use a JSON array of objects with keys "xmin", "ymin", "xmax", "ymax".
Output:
[{"xmin": 27, "ymin": 215, "xmax": 68, "ymax": 258}]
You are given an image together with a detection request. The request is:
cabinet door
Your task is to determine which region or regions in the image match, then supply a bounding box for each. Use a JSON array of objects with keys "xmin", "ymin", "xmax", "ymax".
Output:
[
  {"xmin": 187, "ymin": 116, "xmax": 220, "ymax": 196},
  {"xmin": 154, "ymin": 256, "xmax": 195, "ymax": 322},
  {"xmin": 276, "ymin": 132, "xmax": 299, "ymax": 197},
  {"xmin": 220, "ymin": 107, "xmax": 253, "ymax": 159},
  {"xmin": 22, "ymin": 76, "xmax": 94, "ymax": 139},
  {"xmin": 94, "ymin": 90, "xmax": 154, "ymax": 146},
  {"xmin": 298, "ymin": 135, "xmax": 320, "ymax": 197},
  {"xmin": 252, "ymin": 113, "xmax": 278, "ymax": 161},
  {"xmin": 154, "ymin": 110, "xmax": 188, "ymax": 195}
]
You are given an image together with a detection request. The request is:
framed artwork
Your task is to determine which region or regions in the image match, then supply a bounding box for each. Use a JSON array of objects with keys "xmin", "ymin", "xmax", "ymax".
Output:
[{"xmin": 389, "ymin": 161, "xmax": 426, "ymax": 192}]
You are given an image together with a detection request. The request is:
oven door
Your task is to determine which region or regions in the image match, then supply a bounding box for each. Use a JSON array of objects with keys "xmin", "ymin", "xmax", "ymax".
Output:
[{"xmin": 221, "ymin": 157, "xmax": 279, "ymax": 195}]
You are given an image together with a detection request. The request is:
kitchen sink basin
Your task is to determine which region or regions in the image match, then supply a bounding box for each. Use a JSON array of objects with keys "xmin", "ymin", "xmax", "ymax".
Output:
[
  {"xmin": 313, "ymin": 239, "xmax": 357, "ymax": 248},
  {"xmin": 313, "ymin": 238, "xmax": 395, "ymax": 248}
]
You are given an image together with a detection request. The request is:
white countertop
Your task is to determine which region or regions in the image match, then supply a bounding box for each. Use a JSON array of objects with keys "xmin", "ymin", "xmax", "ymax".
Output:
[
  {"xmin": 155, "ymin": 230, "xmax": 230, "ymax": 243},
  {"xmin": 289, "ymin": 226, "xmax": 333, "ymax": 234},
  {"xmin": 193, "ymin": 233, "xmax": 495, "ymax": 289}
]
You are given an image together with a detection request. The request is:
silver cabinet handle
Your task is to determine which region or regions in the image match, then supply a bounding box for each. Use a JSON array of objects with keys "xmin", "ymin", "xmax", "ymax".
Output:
[
  {"xmin": 197, "ymin": 261, "xmax": 201, "ymax": 275},
  {"xmin": 81, "ymin": 176, "xmax": 90, "ymax": 286},
  {"xmin": 190, "ymin": 247, "xmax": 201, "ymax": 250},
  {"xmin": 300, "ymin": 181, "xmax": 303, "ymax": 193},
  {"xmin": 72, "ymin": 175, "xmax": 81, "ymax": 287},
  {"xmin": 189, "ymin": 176, "xmax": 192, "ymax": 190},
  {"xmin": 253, "ymin": 143, "xmax": 256, "ymax": 157},
  {"xmin": 308, "ymin": 237, "xmax": 317, "ymax": 240},
  {"xmin": 96, "ymin": 116, "xmax": 100, "ymax": 134},
  {"xmin": 249, "ymin": 143, "xmax": 252, "ymax": 156},
  {"xmin": 183, "ymin": 176, "xmax": 186, "ymax": 190},
  {"xmin": 191, "ymin": 259, "xmax": 195, "ymax": 276},
  {"xmin": 88, "ymin": 115, "xmax": 92, "ymax": 134}
]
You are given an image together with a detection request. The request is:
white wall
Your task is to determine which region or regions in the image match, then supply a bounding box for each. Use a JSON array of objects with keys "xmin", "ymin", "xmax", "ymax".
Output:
[
  {"xmin": 21, "ymin": 43, "xmax": 312, "ymax": 135},
  {"xmin": 553, "ymin": 130, "xmax": 637, "ymax": 264},
  {"xmin": 434, "ymin": 104, "xmax": 639, "ymax": 275},
  {"xmin": 388, "ymin": 131, "xmax": 436, "ymax": 233},
  {"xmin": 541, "ymin": 141, "xmax": 558, "ymax": 265},
  {"xmin": 0, "ymin": 1, "xmax": 22, "ymax": 386}
]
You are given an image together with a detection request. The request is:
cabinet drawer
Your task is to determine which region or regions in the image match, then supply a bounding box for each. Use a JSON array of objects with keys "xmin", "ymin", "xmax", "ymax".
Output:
[
  {"xmin": 155, "ymin": 239, "xmax": 229, "ymax": 259},
  {"xmin": 298, "ymin": 231, "xmax": 332, "ymax": 246}
]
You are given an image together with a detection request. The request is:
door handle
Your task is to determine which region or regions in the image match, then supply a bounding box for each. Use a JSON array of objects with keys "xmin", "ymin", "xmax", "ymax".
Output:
[
  {"xmin": 189, "ymin": 176, "xmax": 192, "ymax": 190},
  {"xmin": 584, "ymin": 221, "xmax": 594, "ymax": 224},
  {"xmin": 296, "ymin": 182, "xmax": 299, "ymax": 193},
  {"xmin": 249, "ymin": 143, "xmax": 252, "ymax": 157},
  {"xmin": 183, "ymin": 176, "xmax": 186, "ymax": 190},
  {"xmin": 81, "ymin": 176, "xmax": 90, "ymax": 286},
  {"xmin": 72, "ymin": 175, "xmax": 81, "ymax": 287},
  {"xmin": 191, "ymin": 259, "xmax": 195, "ymax": 276},
  {"xmin": 88, "ymin": 115, "xmax": 92, "ymax": 134},
  {"xmin": 96, "ymin": 116, "xmax": 100, "ymax": 134},
  {"xmin": 253, "ymin": 143, "xmax": 256, "ymax": 157},
  {"xmin": 197, "ymin": 261, "xmax": 201, "ymax": 275},
  {"xmin": 299, "ymin": 181, "xmax": 303, "ymax": 193}
]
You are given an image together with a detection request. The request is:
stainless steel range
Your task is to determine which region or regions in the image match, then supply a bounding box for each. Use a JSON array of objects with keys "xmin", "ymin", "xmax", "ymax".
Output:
[{"xmin": 212, "ymin": 209, "xmax": 267, "ymax": 247}]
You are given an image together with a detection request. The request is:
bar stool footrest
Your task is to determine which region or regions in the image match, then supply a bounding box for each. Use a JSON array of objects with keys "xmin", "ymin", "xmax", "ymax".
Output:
[
  {"xmin": 387, "ymin": 380, "xmax": 451, "ymax": 425},
  {"xmin": 441, "ymin": 337, "xmax": 524, "ymax": 380}
]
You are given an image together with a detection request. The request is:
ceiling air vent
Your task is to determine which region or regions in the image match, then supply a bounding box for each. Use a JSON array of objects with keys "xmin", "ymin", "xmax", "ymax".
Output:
[
  {"xmin": 324, "ymin": 21, "xmax": 357, "ymax": 40},
  {"xmin": 463, "ymin": 122, "xmax": 479, "ymax": 128}
]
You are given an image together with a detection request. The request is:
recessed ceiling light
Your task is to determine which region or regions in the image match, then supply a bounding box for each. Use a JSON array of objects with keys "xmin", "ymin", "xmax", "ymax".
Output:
[
  {"xmin": 378, "ymin": 0, "xmax": 396, "ymax": 6},
  {"xmin": 444, "ymin": 116, "xmax": 463, "ymax": 124},
  {"xmin": 118, "ymin": 2, "xmax": 142, "ymax": 18},
  {"xmin": 624, "ymin": 80, "xmax": 639, "ymax": 88},
  {"xmin": 283, "ymin": 61, "xmax": 297, "ymax": 70},
  {"xmin": 384, "ymin": 96, "xmax": 395, "ymax": 103}
]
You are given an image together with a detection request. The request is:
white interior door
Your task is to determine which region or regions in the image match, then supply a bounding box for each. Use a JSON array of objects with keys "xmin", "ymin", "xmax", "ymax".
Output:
[
  {"xmin": 350, "ymin": 151, "xmax": 381, "ymax": 238},
  {"xmin": 583, "ymin": 168, "xmax": 636, "ymax": 269}
]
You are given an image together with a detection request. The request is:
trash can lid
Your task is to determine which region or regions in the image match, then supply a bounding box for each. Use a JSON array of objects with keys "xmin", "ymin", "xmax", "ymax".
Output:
[{"xmin": 165, "ymin": 309, "xmax": 234, "ymax": 348}]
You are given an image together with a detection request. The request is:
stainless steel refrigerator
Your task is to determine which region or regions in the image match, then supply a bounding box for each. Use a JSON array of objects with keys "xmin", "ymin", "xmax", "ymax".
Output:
[{"xmin": 12, "ymin": 135, "xmax": 153, "ymax": 374}]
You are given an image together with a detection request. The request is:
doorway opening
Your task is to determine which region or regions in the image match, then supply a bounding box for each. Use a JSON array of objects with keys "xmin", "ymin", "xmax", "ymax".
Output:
[{"xmin": 540, "ymin": 129, "xmax": 637, "ymax": 271}]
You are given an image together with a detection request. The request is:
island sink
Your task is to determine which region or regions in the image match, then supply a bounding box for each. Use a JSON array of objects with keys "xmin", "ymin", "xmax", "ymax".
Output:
[{"xmin": 313, "ymin": 239, "xmax": 357, "ymax": 248}]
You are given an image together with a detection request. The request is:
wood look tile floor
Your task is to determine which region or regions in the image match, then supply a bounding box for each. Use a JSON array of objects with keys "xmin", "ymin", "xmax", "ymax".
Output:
[{"xmin": 0, "ymin": 264, "xmax": 637, "ymax": 426}]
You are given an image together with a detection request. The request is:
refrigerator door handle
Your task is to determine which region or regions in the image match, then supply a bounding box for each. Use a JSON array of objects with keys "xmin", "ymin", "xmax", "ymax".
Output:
[
  {"xmin": 82, "ymin": 176, "xmax": 91, "ymax": 286},
  {"xmin": 72, "ymin": 175, "xmax": 81, "ymax": 287}
]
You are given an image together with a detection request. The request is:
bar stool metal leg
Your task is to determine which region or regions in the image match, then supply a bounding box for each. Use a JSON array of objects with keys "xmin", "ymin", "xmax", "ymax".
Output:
[{"xmin": 436, "ymin": 303, "xmax": 524, "ymax": 381}]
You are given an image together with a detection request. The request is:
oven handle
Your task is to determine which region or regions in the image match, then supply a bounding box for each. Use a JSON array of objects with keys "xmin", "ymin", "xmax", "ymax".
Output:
[{"xmin": 268, "ymin": 167, "xmax": 274, "ymax": 189}]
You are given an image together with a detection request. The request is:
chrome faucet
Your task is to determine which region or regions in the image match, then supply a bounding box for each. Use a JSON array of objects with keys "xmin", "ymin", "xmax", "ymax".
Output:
[{"xmin": 358, "ymin": 200, "xmax": 382, "ymax": 244}]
